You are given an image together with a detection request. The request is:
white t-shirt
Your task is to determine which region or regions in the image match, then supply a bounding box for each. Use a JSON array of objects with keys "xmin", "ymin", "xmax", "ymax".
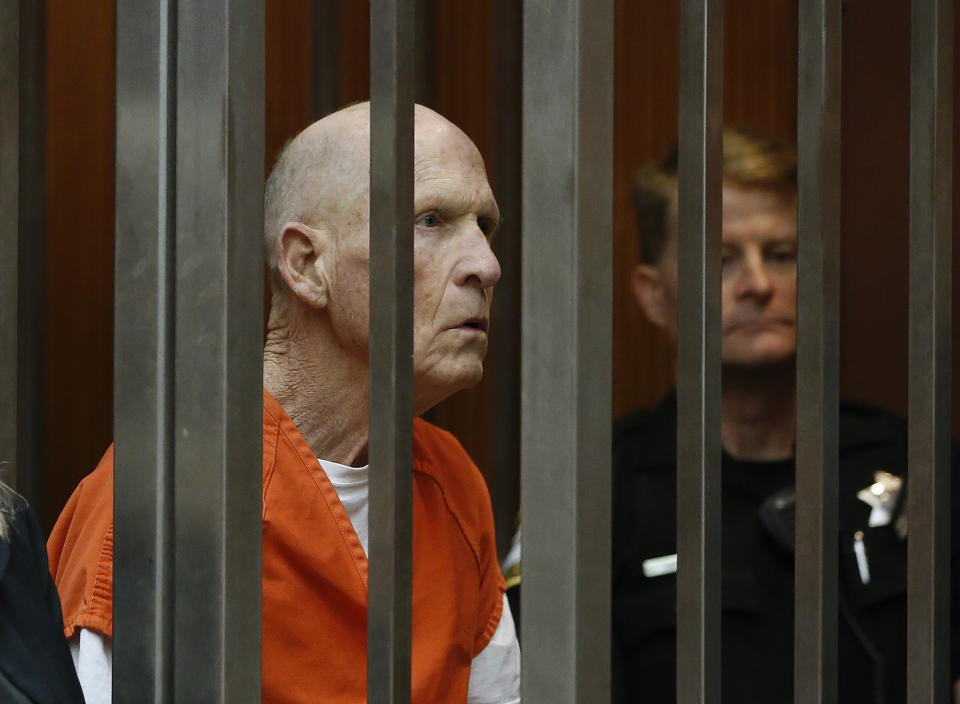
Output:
[{"xmin": 69, "ymin": 458, "xmax": 520, "ymax": 704}]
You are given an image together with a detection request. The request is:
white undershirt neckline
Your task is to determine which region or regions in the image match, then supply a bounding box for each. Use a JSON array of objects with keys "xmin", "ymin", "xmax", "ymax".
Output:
[
  {"xmin": 318, "ymin": 458, "xmax": 371, "ymax": 554},
  {"xmin": 317, "ymin": 456, "xmax": 519, "ymax": 704},
  {"xmin": 67, "ymin": 458, "xmax": 519, "ymax": 704}
]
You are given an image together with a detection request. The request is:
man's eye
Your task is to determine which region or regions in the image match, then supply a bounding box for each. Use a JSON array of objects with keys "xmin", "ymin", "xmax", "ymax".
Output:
[
  {"xmin": 419, "ymin": 213, "xmax": 439, "ymax": 228},
  {"xmin": 766, "ymin": 249, "xmax": 796, "ymax": 263},
  {"xmin": 478, "ymin": 218, "xmax": 493, "ymax": 236}
]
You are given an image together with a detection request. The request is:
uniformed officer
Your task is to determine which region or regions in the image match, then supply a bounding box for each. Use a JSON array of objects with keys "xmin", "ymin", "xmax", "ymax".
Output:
[{"xmin": 613, "ymin": 127, "xmax": 960, "ymax": 703}]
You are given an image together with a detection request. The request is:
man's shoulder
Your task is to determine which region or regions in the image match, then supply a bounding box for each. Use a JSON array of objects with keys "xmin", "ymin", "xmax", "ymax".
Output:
[
  {"xmin": 412, "ymin": 418, "xmax": 492, "ymax": 509},
  {"xmin": 47, "ymin": 447, "xmax": 115, "ymax": 640},
  {"xmin": 412, "ymin": 418, "xmax": 498, "ymax": 559}
]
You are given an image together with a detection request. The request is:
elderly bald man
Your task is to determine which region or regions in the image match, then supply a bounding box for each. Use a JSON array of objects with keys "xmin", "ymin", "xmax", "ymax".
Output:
[{"xmin": 47, "ymin": 104, "xmax": 521, "ymax": 704}]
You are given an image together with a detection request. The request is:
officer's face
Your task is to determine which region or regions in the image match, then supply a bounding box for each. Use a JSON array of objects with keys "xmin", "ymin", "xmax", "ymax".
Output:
[{"xmin": 633, "ymin": 181, "xmax": 798, "ymax": 368}]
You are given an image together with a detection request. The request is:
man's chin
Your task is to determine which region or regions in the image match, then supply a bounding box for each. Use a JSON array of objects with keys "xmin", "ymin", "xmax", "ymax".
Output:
[{"xmin": 413, "ymin": 362, "xmax": 485, "ymax": 414}]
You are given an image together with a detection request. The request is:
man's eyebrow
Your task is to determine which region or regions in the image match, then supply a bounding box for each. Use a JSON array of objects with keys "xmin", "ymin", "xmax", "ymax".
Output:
[{"xmin": 415, "ymin": 187, "xmax": 499, "ymax": 217}]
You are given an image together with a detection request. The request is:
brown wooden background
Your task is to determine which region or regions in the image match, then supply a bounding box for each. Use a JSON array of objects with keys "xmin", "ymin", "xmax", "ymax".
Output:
[{"xmin": 37, "ymin": 0, "xmax": 960, "ymax": 550}]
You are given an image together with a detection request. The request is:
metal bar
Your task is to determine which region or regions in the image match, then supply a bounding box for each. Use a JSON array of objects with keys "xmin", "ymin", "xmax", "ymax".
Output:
[
  {"xmin": 368, "ymin": 1, "xmax": 415, "ymax": 702},
  {"xmin": 490, "ymin": 0, "xmax": 523, "ymax": 560},
  {"xmin": 675, "ymin": 0, "xmax": 723, "ymax": 702},
  {"xmin": 0, "ymin": 0, "xmax": 20, "ymax": 492},
  {"xmin": 907, "ymin": 0, "xmax": 953, "ymax": 701},
  {"xmin": 113, "ymin": 0, "xmax": 176, "ymax": 700},
  {"xmin": 310, "ymin": 0, "xmax": 341, "ymax": 119},
  {"xmin": 794, "ymin": 1, "xmax": 841, "ymax": 702},
  {"xmin": 0, "ymin": 0, "xmax": 45, "ymax": 505},
  {"xmin": 521, "ymin": 0, "xmax": 613, "ymax": 701},
  {"xmin": 172, "ymin": 1, "xmax": 264, "ymax": 701}
]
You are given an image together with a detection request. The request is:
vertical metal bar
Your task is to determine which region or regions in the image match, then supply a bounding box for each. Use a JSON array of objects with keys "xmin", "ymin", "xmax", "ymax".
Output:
[
  {"xmin": 794, "ymin": 1, "xmax": 841, "ymax": 702},
  {"xmin": 0, "ymin": 0, "xmax": 45, "ymax": 505},
  {"xmin": 521, "ymin": 0, "xmax": 613, "ymax": 701},
  {"xmin": 173, "ymin": 0, "xmax": 264, "ymax": 701},
  {"xmin": 676, "ymin": 0, "xmax": 723, "ymax": 702},
  {"xmin": 310, "ymin": 0, "xmax": 341, "ymax": 120},
  {"xmin": 907, "ymin": 0, "xmax": 953, "ymax": 701},
  {"xmin": 0, "ymin": 0, "xmax": 21, "ymax": 492},
  {"xmin": 368, "ymin": 1, "xmax": 415, "ymax": 702},
  {"xmin": 490, "ymin": 0, "xmax": 523, "ymax": 560},
  {"xmin": 113, "ymin": 0, "xmax": 176, "ymax": 699}
]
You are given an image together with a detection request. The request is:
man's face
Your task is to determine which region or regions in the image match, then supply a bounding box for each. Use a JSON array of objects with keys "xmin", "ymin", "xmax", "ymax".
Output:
[
  {"xmin": 325, "ymin": 116, "xmax": 501, "ymax": 412},
  {"xmin": 635, "ymin": 181, "xmax": 797, "ymax": 368}
]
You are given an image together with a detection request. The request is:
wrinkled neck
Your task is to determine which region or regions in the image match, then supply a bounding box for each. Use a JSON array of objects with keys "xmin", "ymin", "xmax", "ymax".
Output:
[{"xmin": 263, "ymin": 295, "xmax": 370, "ymax": 466}]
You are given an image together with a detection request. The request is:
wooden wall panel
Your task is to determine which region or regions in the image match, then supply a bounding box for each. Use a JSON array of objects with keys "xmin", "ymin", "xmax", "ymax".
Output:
[
  {"xmin": 612, "ymin": 0, "xmax": 798, "ymax": 419},
  {"xmin": 265, "ymin": 0, "xmax": 312, "ymax": 174},
  {"xmin": 840, "ymin": 0, "xmax": 911, "ymax": 429},
  {"xmin": 37, "ymin": 0, "xmax": 960, "ymax": 535},
  {"xmin": 42, "ymin": 0, "xmax": 116, "ymax": 530}
]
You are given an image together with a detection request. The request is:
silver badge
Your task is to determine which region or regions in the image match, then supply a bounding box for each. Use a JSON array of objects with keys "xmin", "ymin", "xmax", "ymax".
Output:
[{"xmin": 856, "ymin": 470, "xmax": 903, "ymax": 529}]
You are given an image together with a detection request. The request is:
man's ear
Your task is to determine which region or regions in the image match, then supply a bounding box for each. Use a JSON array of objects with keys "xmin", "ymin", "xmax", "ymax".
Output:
[
  {"xmin": 631, "ymin": 262, "xmax": 668, "ymax": 329},
  {"xmin": 275, "ymin": 222, "xmax": 332, "ymax": 309}
]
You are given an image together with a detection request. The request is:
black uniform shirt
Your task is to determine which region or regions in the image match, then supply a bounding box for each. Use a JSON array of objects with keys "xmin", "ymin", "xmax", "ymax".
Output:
[{"xmin": 612, "ymin": 392, "xmax": 960, "ymax": 704}]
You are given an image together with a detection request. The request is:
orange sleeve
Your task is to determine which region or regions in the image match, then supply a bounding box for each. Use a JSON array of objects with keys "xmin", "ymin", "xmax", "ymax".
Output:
[{"xmin": 47, "ymin": 446, "xmax": 116, "ymax": 639}]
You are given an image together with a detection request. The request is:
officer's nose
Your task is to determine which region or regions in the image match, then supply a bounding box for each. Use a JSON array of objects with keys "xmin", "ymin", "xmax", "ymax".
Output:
[{"xmin": 735, "ymin": 249, "xmax": 774, "ymax": 301}]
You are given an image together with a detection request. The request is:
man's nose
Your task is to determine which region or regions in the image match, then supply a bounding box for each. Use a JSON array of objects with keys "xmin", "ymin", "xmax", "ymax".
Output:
[
  {"xmin": 736, "ymin": 252, "xmax": 773, "ymax": 299},
  {"xmin": 460, "ymin": 227, "xmax": 502, "ymax": 290}
]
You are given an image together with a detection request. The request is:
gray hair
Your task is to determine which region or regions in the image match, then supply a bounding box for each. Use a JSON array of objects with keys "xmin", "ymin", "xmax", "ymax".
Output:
[{"xmin": 0, "ymin": 481, "xmax": 25, "ymax": 542}]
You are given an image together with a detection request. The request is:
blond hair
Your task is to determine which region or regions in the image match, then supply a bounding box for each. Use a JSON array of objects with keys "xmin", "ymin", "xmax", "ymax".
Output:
[{"xmin": 632, "ymin": 127, "xmax": 797, "ymax": 264}]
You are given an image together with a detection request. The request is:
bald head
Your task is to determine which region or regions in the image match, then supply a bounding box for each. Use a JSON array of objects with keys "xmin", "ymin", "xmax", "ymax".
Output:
[{"xmin": 263, "ymin": 102, "xmax": 481, "ymax": 277}]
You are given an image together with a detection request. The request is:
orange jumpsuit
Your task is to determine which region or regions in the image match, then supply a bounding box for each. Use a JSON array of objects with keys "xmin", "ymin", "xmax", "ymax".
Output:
[{"xmin": 48, "ymin": 390, "xmax": 505, "ymax": 703}]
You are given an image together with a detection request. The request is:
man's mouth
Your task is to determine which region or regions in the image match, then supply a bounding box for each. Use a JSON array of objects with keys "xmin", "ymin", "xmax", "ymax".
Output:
[
  {"xmin": 456, "ymin": 317, "xmax": 489, "ymax": 333},
  {"xmin": 725, "ymin": 317, "xmax": 793, "ymax": 333}
]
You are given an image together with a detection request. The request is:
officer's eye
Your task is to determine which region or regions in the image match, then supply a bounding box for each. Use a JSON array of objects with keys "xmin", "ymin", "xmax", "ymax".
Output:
[{"xmin": 765, "ymin": 246, "xmax": 797, "ymax": 264}]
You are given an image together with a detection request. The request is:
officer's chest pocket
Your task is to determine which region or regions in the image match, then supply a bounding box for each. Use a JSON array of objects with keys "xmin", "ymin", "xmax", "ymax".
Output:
[{"xmin": 841, "ymin": 526, "xmax": 907, "ymax": 611}]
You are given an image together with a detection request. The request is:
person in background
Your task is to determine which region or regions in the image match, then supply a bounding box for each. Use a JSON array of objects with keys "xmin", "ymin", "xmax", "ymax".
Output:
[
  {"xmin": 0, "ymin": 480, "xmax": 85, "ymax": 703},
  {"xmin": 47, "ymin": 103, "xmax": 520, "ymax": 704},
  {"xmin": 613, "ymin": 127, "xmax": 960, "ymax": 703}
]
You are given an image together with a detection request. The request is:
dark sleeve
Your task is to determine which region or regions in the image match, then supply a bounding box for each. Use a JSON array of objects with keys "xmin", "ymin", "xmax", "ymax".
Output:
[
  {"xmin": 21, "ymin": 507, "xmax": 71, "ymax": 642},
  {"xmin": 952, "ymin": 448, "xmax": 960, "ymax": 683},
  {"xmin": 0, "ymin": 506, "xmax": 85, "ymax": 704}
]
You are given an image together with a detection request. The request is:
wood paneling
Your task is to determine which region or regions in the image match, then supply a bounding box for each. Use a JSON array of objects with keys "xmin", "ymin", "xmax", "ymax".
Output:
[
  {"xmin": 38, "ymin": 0, "xmax": 960, "ymax": 535},
  {"xmin": 42, "ymin": 0, "xmax": 115, "ymax": 530},
  {"xmin": 612, "ymin": 0, "xmax": 799, "ymax": 419}
]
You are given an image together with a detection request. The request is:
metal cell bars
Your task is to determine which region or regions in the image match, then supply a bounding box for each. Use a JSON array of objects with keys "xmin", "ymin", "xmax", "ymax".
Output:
[
  {"xmin": 0, "ymin": 0, "xmax": 20, "ymax": 493},
  {"xmin": 113, "ymin": 1, "xmax": 264, "ymax": 702},
  {"xmin": 520, "ymin": 1, "xmax": 613, "ymax": 702},
  {"xmin": 794, "ymin": 1, "xmax": 842, "ymax": 703},
  {"xmin": 675, "ymin": 1, "xmax": 723, "ymax": 702},
  {"xmin": 367, "ymin": 2, "xmax": 415, "ymax": 703},
  {"xmin": 0, "ymin": 0, "xmax": 45, "ymax": 504},
  {"xmin": 907, "ymin": 0, "xmax": 953, "ymax": 701}
]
